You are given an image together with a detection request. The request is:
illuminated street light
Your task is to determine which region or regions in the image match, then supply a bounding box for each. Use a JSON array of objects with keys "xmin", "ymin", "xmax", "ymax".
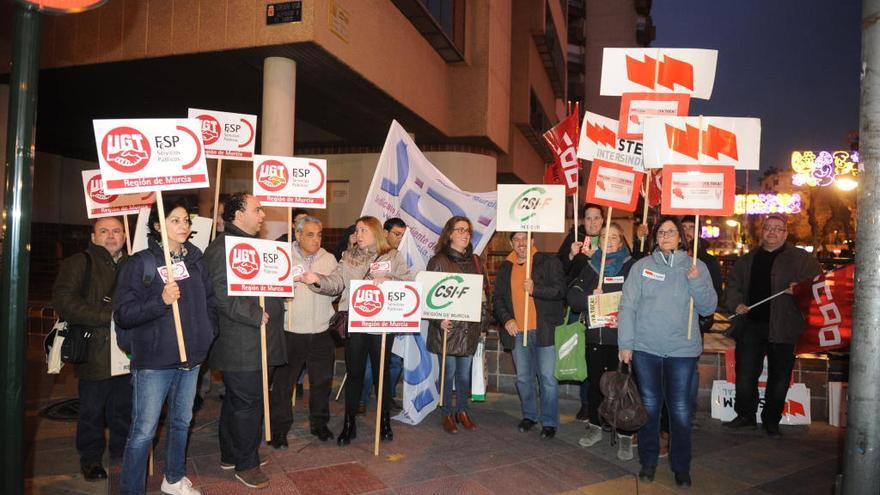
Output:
[
  {"xmin": 836, "ymin": 176, "xmax": 858, "ymax": 191},
  {"xmin": 726, "ymin": 219, "xmax": 740, "ymax": 227}
]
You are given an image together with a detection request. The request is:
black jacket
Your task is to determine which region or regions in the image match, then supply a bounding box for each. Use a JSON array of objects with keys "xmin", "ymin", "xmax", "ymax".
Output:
[
  {"xmin": 53, "ymin": 243, "xmax": 127, "ymax": 380},
  {"xmin": 425, "ymin": 246, "xmax": 489, "ymax": 357},
  {"xmin": 556, "ymin": 228, "xmax": 594, "ymax": 282},
  {"xmin": 566, "ymin": 256, "xmax": 636, "ymax": 346},
  {"xmin": 204, "ymin": 223, "xmax": 286, "ymax": 371},
  {"xmin": 113, "ymin": 238, "xmax": 216, "ymax": 369},
  {"xmin": 493, "ymin": 252, "xmax": 566, "ymax": 350}
]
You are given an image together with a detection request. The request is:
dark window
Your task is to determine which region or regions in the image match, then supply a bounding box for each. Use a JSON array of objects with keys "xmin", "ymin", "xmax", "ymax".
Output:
[{"xmin": 393, "ymin": 0, "xmax": 466, "ymax": 62}]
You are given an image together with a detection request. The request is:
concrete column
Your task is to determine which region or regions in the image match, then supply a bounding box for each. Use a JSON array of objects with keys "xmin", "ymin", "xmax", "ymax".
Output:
[{"xmin": 259, "ymin": 57, "xmax": 297, "ymax": 236}]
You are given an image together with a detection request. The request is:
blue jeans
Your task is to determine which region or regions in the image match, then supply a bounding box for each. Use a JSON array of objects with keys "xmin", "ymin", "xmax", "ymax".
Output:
[
  {"xmin": 362, "ymin": 353, "xmax": 404, "ymax": 404},
  {"xmin": 632, "ymin": 351, "xmax": 697, "ymax": 475},
  {"xmin": 120, "ymin": 366, "xmax": 200, "ymax": 495},
  {"xmin": 511, "ymin": 333, "xmax": 559, "ymax": 427},
  {"xmin": 440, "ymin": 355, "xmax": 473, "ymax": 415}
]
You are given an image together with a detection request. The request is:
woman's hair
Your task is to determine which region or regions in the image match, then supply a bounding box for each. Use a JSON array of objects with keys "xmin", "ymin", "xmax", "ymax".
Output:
[
  {"xmin": 435, "ymin": 216, "xmax": 472, "ymax": 255},
  {"xmin": 147, "ymin": 196, "xmax": 192, "ymax": 238},
  {"xmin": 602, "ymin": 221, "xmax": 631, "ymax": 253},
  {"xmin": 355, "ymin": 216, "xmax": 392, "ymax": 256},
  {"xmin": 649, "ymin": 215, "xmax": 688, "ymax": 252}
]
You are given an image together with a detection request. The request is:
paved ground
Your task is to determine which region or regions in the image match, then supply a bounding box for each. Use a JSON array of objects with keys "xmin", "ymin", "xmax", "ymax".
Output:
[{"xmin": 24, "ymin": 336, "xmax": 843, "ymax": 495}]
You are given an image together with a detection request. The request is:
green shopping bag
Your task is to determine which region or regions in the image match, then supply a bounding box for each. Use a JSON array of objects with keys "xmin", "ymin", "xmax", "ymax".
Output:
[{"xmin": 554, "ymin": 308, "xmax": 587, "ymax": 381}]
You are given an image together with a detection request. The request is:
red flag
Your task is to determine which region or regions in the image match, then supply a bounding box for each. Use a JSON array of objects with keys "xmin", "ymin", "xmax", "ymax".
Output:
[
  {"xmin": 792, "ymin": 264, "xmax": 854, "ymax": 355},
  {"xmin": 640, "ymin": 168, "xmax": 663, "ymax": 207},
  {"xmin": 543, "ymin": 106, "xmax": 580, "ymax": 195},
  {"xmin": 543, "ymin": 162, "xmax": 564, "ymax": 187}
]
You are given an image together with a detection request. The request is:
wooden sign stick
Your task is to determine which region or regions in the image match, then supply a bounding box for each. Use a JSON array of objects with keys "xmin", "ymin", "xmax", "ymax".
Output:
[
  {"xmin": 374, "ymin": 333, "xmax": 388, "ymax": 456},
  {"xmin": 260, "ymin": 295, "xmax": 271, "ymax": 441},
  {"xmin": 597, "ymin": 210, "xmax": 614, "ymax": 292},
  {"xmin": 210, "ymin": 158, "xmax": 223, "ymax": 241},
  {"xmin": 439, "ymin": 329, "xmax": 449, "ymax": 407},
  {"xmin": 155, "ymin": 190, "xmax": 187, "ymax": 363},
  {"xmin": 523, "ymin": 228, "xmax": 533, "ymax": 347},
  {"xmin": 122, "ymin": 214, "xmax": 132, "ymax": 256}
]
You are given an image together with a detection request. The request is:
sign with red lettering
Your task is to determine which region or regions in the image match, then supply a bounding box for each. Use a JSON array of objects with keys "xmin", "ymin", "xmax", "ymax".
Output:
[
  {"xmin": 224, "ymin": 236, "xmax": 293, "ymax": 296},
  {"xmin": 81, "ymin": 170, "xmax": 156, "ymax": 219},
  {"xmin": 793, "ymin": 264, "xmax": 854, "ymax": 355},
  {"xmin": 585, "ymin": 160, "xmax": 644, "ymax": 212},
  {"xmin": 93, "ymin": 119, "xmax": 209, "ymax": 194},
  {"xmin": 642, "ymin": 116, "xmax": 761, "ymax": 170},
  {"xmin": 618, "ymin": 93, "xmax": 690, "ymax": 140},
  {"xmin": 577, "ymin": 112, "xmax": 644, "ymax": 171},
  {"xmin": 661, "ymin": 164, "xmax": 735, "ymax": 216},
  {"xmin": 600, "ymin": 48, "xmax": 718, "ymax": 100},
  {"xmin": 252, "ymin": 155, "xmax": 327, "ymax": 208},
  {"xmin": 348, "ymin": 280, "xmax": 423, "ymax": 333},
  {"xmin": 187, "ymin": 108, "xmax": 257, "ymax": 159}
]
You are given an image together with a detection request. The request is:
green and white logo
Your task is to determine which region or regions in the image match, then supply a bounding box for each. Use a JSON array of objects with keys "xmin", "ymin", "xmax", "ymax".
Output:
[
  {"xmin": 508, "ymin": 186, "xmax": 554, "ymax": 223},
  {"xmin": 426, "ymin": 274, "xmax": 470, "ymax": 310}
]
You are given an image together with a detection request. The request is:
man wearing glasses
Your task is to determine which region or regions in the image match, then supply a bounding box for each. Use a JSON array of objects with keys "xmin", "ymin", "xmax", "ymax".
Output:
[{"xmin": 723, "ymin": 215, "xmax": 821, "ymax": 438}]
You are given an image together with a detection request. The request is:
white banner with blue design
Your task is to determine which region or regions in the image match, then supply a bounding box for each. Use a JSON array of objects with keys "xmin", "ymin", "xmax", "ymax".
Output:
[{"xmin": 362, "ymin": 120, "xmax": 497, "ymax": 425}]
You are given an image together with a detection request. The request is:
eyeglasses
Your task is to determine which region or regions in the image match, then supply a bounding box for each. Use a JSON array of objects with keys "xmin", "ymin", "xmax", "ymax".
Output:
[
  {"xmin": 453, "ymin": 227, "xmax": 472, "ymax": 235},
  {"xmin": 763, "ymin": 226, "xmax": 787, "ymax": 233},
  {"xmin": 657, "ymin": 229, "xmax": 678, "ymax": 238}
]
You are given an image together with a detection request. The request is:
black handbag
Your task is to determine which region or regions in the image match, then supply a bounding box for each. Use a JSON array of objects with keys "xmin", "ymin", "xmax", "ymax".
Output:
[
  {"xmin": 328, "ymin": 310, "xmax": 349, "ymax": 341},
  {"xmin": 59, "ymin": 252, "xmax": 94, "ymax": 364},
  {"xmin": 599, "ymin": 362, "xmax": 648, "ymax": 433}
]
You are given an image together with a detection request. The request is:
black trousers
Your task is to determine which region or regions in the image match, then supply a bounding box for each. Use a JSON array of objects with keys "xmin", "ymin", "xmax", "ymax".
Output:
[
  {"xmin": 734, "ymin": 320, "xmax": 796, "ymax": 427},
  {"xmin": 269, "ymin": 331, "xmax": 336, "ymax": 438},
  {"xmin": 585, "ymin": 344, "xmax": 620, "ymax": 426},
  {"xmin": 219, "ymin": 369, "xmax": 277, "ymax": 471},
  {"xmin": 77, "ymin": 375, "xmax": 132, "ymax": 465},
  {"xmin": 344, "ymin": 333, "xmax": 392, "ymax": 416}
]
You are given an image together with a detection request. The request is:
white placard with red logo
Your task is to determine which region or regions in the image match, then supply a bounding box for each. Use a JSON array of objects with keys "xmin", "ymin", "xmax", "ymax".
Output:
[
  {"xmin": 496, "ymin": 184, "xmax": 565, "ymax": 233},
  {"xmin": 224, "ymin": 236, "xmax": 293, "ymax": 297},
  {"xmin": 348, "ymin": 280, "xmax": 423, "ymax": 333},
  {"xmin": 585, "ymin": 160, "xmax": 644, "ymax": 212},
  {"xmin": 252, "ymin": 155, "xmax": 328, "ymax": 208},
  {"xmin": 642, "ymin": 116, "xmax": 761, "ymax": 170},
  {"xmin": 188, "ymin": 108, "xmax": 257, "ymax": 159},
  {"xmin": 661, "ymin": 165, "xmax": 735, "ymax": 216},
  {"xmin": 131, "ymin": 207, "xmax": 213, "ymax": 254},
  {"xmin": 93, "ymin": 119, "xmax": 210, "ymax": 194},
  {"xmin": 600, "ymin": 48, "xmax": 718, "ymax": 100},
  {"xmin": 618, "ymin": 93, "xmax": 690, "ymax": 140},
  {"xmin": 576, "ymin": 112, "xmax": 644, "ymax": 171},
  {"xmin": 81, "ymin": 170, "xmax": 156, "ymax": 219},
  {"xmin": 711, "ymin": 380, "xmax": 811, "ymax": 425}
]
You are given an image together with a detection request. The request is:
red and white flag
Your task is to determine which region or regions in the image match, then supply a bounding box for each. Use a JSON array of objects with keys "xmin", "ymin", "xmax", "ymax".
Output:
[
  {"xmin": 793, "ymin": 264, "xmax": 854, "ymax": 355},
  {"xmin": 542, "ymin": 106, "xmax": 580, "ymax": 195}
]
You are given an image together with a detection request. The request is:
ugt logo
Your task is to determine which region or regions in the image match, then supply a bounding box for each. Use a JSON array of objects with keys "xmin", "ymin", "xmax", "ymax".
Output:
[
  {"xmin": 427, "ymin": 275, "xmax": 469, "ymax": 310},
  {"xmin": 352, "ymin": 284, "xmax": 384, "ymax": 317},
  {"xmin": 102, "ymin": 126, "xmax": 152, "ymax": 173},
  {"xmin": 509, "ymin": 186, "xmax": 553, "ymax": 223},
  {"xmin": 196, "ymin": 114, "xmax": 221, "ymax": 145},
  {"xmin": 256, "ymin": 160, "xmax": 289, "ymax": 192},
  {"xmin": 229, "ymin": 243, "xmax": 260, "ymax": 280},
  {"xmin": 87, "ymin": 174, "xmax": 118, "ymax": 204}
]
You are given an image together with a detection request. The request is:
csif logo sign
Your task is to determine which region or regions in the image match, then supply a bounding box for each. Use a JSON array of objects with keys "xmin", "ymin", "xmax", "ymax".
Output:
[
  {"xmin": 426, "ymin": 275, "xmax": 470, "ymax": 310},
  {"xmin": 509, "ymin": 186, "xmax": 554, "ymax": 223},
  {"xmin": 229, "ymin": 243, "xmax": 260, "ymax": 279}
]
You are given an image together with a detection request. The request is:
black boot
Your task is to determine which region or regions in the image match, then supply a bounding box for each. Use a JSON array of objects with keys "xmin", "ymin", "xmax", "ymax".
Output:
[
  {"xmin": 337, "ymin": 414, "xmax": 357, "ymax": 447},
  {"xmin": 380, "ymin": 410, "xmax": 394, "ymax": 441}
]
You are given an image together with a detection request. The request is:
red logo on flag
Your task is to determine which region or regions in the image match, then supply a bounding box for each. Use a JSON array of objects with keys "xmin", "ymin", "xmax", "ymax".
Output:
[
  {"xmin": 542, "ymin": 107, "xmax": 580, "ymax": 194},
  {"xmin": 101, "ymin": 126, "xmax": 152, "ymax": 173},
  {"xmin": 229, "ymin": 243, "xmax": 260, "ymax": 280},
  {"xmin": 351, "ymin": 284, "xmax": 384, "ymax": 317},
  {"xmin": 793, "ymin": 264, "xmax": 854, "ymax": 355},
  {"xmin": 87, "ymin": 174, "xmax": 118, "ymax": 204},
  {"xmin": 256, "ymin": 160, "xmax": 289, "ymax": 192},
  {"xmin": 196, "ymin": 114, "xmax": 221, "ymax": 145}
]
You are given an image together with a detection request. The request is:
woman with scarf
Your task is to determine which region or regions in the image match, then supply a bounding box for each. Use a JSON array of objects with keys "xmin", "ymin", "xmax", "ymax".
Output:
[
  {"xmin": 566, "ymin": 222, "xmax": 637, "ymax": 460},
  {"xmin": 425, "ymin": 216, "xmax": 490, "ymax": 434}
]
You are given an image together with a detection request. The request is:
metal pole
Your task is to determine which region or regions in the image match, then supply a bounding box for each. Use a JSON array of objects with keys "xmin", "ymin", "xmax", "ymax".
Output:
[
  {"xmin": 842, "ymin": 2, "xmax": 880, "ymax": 492},
  {"xmin": 0, "ymin": 4, "xmax": 41, "ymax": 495}
]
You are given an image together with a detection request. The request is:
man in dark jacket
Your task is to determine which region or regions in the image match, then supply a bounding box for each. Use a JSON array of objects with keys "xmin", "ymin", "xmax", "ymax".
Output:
[
  {"xmin": 494, "ymin": 232, "xmax": 565, "ymax": 439},
  {"xmin": 204, "ymin": 192, "xmax": 286, "ymax": 489},
  {"xmin": 723, "ymin": 215, "xmax": 821, "ymax": 438},
  {"xmin": 52, "ymin": 217, "xmax": 129, "ymax": 481}
]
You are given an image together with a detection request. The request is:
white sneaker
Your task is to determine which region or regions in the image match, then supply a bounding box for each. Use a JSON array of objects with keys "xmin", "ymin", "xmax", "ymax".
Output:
[
  {"xmin": 616, "ymin": 434, "xmax": 634, "ymax": 461},
  {"xmin": 577, "ymin": 422, "xmax": 604, "ymax": 448},
  {"xmin": 161, "ymin": 476, "xmax": 201, "ymax": 495}
]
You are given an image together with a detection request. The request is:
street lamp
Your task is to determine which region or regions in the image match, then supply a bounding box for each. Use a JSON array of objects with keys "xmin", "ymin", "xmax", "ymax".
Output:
[
  {"xmin": 726, "ymin": 219, "xmax": 743, "ymax": 255},
  {"xmin": 836, "ymin": 176, "xmax": 858, "ymax": 191}
]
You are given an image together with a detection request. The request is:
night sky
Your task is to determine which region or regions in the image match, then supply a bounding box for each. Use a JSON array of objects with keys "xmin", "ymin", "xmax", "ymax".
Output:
[{"xmin": 651, "ymin": 0, "xmax": 861, "ymax": 187}]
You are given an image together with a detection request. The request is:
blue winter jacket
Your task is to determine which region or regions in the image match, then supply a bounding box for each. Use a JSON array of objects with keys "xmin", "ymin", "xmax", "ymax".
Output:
[
  {"xmin": 113, "ymin": 238, "xmax": 217, "ymax": 369},
  {"xmin": 617, "ymin": 249, "xmax": 717, "ymax": 358}
]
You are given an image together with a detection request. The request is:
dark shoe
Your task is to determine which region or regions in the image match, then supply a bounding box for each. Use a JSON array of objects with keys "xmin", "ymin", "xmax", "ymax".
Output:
[
  {"xmin": 234, "ymin": 467, "xmax": 269, "ymax": 489},
  {"xmin": 764, "ymin": 424, "xmax": 782, "ymax": 439},
  {"xmin": 380, "ymin": 411, "xmax": 394, "ymax": 441},
  {"xmin": 575, "ymin": 404, "xmax": 590, "ymax": 421},
  {"xmin": 269, "ymin": 436, "xmax": 288, "ymax": 450},
  {"xmin": 540, "ymin": 426, "xmax": 556, "ymax": 439},
  {"xmin": 81, "ymin": 463, "xmax": 107, "ymax": 481},
  {"xmin": 337, "ymin": 414, "xmax": 357, "ymax": 446},
  {"xmin": 723, "ymin": 415, "xmax": 757, "ymax": 429},
  {"xmin": 517, "ymin": 418, "xmax": 537, "ymax": 432},
  {"xmin": 456, "ymin": 411, "xmax": 477, "ymax": 431},
  {"xmin": 390, "ymin": 398, "xmax": 403, "ymax": 411},
  {"xmin": 638, "ymin": 465, "xmax": 656, "ymax": 482},
  {"xmin": 442, "ymin": 414, "xmax": 458, "ymax": 434},
  {"xmin": 310, "ymin": 425, "xmax": 335, "ymax": 441},
  {"xmin": 675, "ymin": 472, "xmax": 692, "ymax": 487},
  {"xmin": 357, "ymin": 403, "xmax": 367, "ymax": 415}
]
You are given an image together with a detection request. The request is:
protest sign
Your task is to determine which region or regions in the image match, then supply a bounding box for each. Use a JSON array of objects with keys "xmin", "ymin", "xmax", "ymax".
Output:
[
  {"xmin": 224, "ymin": 236, "xmax": 293, "ymax": 297},
  {"xmin": 415, "ymin": 272, "xmax": 483, "ymax": 322},
  {"xmin": 600, "ymin": 48, "xmax": 718, "ymax": 99},
  {"xmin": 188, "ymin": 108, "xmax": 257, "ymax": 159},
  {"xmin": 577, "ymin": 111, "xmax": 644, "ymax": 170},
  {"xmin": 711, "ymin": 380, "xmax": 811, "ymax": 425},
  {"xmin": 81, "ymin": 170, "xmax": 156, "ymax": 219},
  {"xmin": 252, "ymin": 155, "xmax": 327, "ymax": 208},
  {"xmin": 585, "ymin": 160, "xmax": 644, "ymax": 212},
  {"xmin": 587, "ymin": 291, "xmax": 622, "ymax": 328},
  {"xmin": 348, "ymin": 280, "xmax": 423, "ymax": 333},
  {"xmin": 496, "ymin": 184, "xmax": 565, "ymax": 233},
  {"xmin": 661, "ymin": 164, "xmax": 735, "ymax": 216},
  {"xmin": 109, "ymin": 320, "xmax": 130, "ymax": 377},
  {"xmin": 642, "ymin": 116, "xmax": 761, "ymax": 170},
  {"xmin": 618, "ymin": 93, "xmax": 690, "ymax": 140},
  {"xmin": 93, "ymin": 118, "xmax": 209, "ymax": 194}
]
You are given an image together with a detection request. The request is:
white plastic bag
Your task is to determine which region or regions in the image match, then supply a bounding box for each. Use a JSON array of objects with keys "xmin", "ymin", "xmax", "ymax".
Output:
[
  {"xmin": 46, "ymin": 320, "xmax": 66, "ymax": 374},
  {"xmin": 471, "ymin": 336, "xmax": 486, "ymax": 401}
]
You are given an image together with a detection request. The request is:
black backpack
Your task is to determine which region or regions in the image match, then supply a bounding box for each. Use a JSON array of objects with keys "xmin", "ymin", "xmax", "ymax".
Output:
[
  {"xmin": 599, "ymin": 362, "xmax": 648, "ymax": 433},
  {"xmin": 113, "ymin": 253, "xmax": 157, "ymax": 352}
]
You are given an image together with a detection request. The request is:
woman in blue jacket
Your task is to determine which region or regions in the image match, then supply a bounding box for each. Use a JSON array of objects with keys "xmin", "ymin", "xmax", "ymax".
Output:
[
  {"xmin": 617, "ymin": 216, "xmax": 717, "ymax": 489},
  {"xmin": 113, "ymin": 198, "xmax": 216, "ymax": 495}
]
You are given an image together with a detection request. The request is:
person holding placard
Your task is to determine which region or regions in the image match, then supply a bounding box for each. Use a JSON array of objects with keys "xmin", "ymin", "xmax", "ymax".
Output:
[
  {"xmin": 617, "ymin": 216, "xmax": 717, "ymax": 488},
  {"xmin": 425, "ymin": 216, "xmax": 490, "ymax": 434},
  {"xmin": 113, "ymin": 198, "xmax": 216, "ymax": 495},
  {"xmin": 269, "ymin": 216, "xmax": 339, "ymax": 444},
  {"xmin": 298, "ymin": 216, "xmax": 412, "ymax": 447},
  {"xmin": 566, "ymin": 222, "xmax": 638, "ymax": 460},
  {"xmin": 557, "ymin": 203, "xmax": 605, "ymax": 281},
  {"xmin": 52, "ymin": 217, "xmax": 130, "ymax": 482},
  {"xmin": 204, "ymin": 193, "xmax": 286, "ymax": 489},
  {"xmin": 493, "ymin": 232, "xmax": 566, "ymax": 439}
]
